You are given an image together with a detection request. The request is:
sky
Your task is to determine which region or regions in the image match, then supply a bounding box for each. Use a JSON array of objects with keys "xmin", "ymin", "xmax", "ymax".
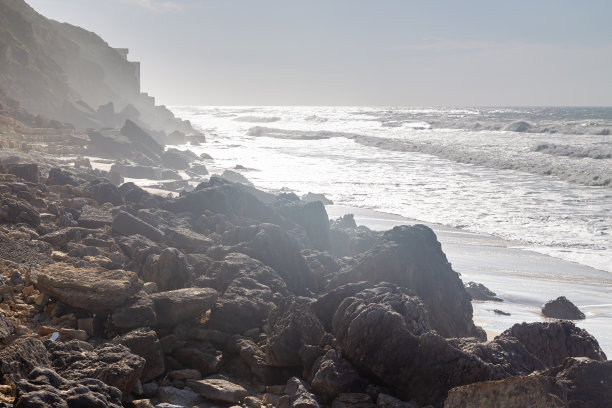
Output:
[{"xmin": 28, "ymin": 0, "xmax": 612, "ymax": 107}]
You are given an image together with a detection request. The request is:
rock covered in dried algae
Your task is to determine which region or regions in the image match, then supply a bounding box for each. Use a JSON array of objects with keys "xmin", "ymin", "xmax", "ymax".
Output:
[
  {"xmin": 329, "ymin": 224, "xmax": 484, "ymax": 339},
  {"xmin": 35, "ymin": 263, "xmax": 141, "ymax": 311},
  {"xmin": 542, "ymin": 296, "xmax": 585, "ymax": 320},
  {"xmin": 14, "ymin": 367, "xmax": 123, "ymax": 408}
]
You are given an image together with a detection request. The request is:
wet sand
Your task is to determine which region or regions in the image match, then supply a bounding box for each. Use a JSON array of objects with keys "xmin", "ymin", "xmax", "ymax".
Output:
[{"xmin": 326, "ymin": 204, "xmax": 612, "ymax": 355}]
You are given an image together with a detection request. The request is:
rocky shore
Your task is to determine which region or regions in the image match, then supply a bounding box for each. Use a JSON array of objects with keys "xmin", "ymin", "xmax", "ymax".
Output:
[{"xmin": 0, "ymin": 121, "xmax": 609, "ymax": 408}]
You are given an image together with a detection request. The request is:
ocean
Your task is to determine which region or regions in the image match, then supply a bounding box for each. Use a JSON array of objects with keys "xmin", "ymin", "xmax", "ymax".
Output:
[{"xmin": 170, "ymin": 106, "xmax": 612, "ymax": 274}]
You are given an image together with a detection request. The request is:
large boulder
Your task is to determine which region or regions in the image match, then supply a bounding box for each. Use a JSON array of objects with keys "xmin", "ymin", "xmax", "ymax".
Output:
[
  {"xmin": 15, "ymin": 368, "xmax": 123, "ymax": 408},
  {"xmin": 0, "ymin": 337, "xmax": 51, "ymax": 384},
  {"xmin": 265, "ymin": 298, "xmax": 326, "ymax": 368},
  {"xmin": 332, "ymin": 284, "xmax": 495, "ymax": 407},
  {"xmin": 310, "ymin": 350, "xmax": 363, "ymax": 402},
  {"xmin": 115, "ymin": 328, "xmax": 165, "ymax": 383},
  {"xmin": 35, "ymin": 263, "xmax": 141, "ymax": 311},
  {"xmin": 84, "ymin": 179, "xmax": 124, "ymax": 206},
  {"xmin": 166, "ymin": 227, "xmax": 214, "ymax": 253},
  {"xmin": 275, "ymin": 198, "xmax": 330, "ymax": 251},
  {"xmin": 112, "ymin": 293, "xmax": 158, "ymax": 329},
  {"xmin": 149, "ymin": 287, "xmax": 218, "ymax": 327},
  {"xmin": 542, "ymin": 296, "xmax": 585, "ymax": 320},
  {"xmin": 6, "ymin": 163, "xmax": 38, "ymax": 183},
  {"xmin": 47, "ymin": 340, "xmax": 145, "ymax": 399},
  {"xmin": 187, "ymin": 378, "xmax": 248, "ymax": 403},
  {"xmin": 329, "ymin": 225, "xmax": 483, "ymax": 339},
  {"xmin": 113, "ymin": 210, "xmax": 164, "ymax": 243},
  {"xmin": 121, "ymin": 120, "xmax": 163, "ymax": 157},
  {"xmin": 198, "ymin": 253, "xmax": 288, "ymax": 334},
  {"xmin": 47, "ymin": 167, "xmax": 79, "ymax": 186},
  {"xmin": 142, "ymin": 248, "xmax": 193, "ymax": 291}
]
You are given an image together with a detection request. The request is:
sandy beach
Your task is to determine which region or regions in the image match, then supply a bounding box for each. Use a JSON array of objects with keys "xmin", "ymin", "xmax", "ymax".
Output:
[{"xmin": 326, "ymin": 204, "xmax": 612, "ymax": 355}]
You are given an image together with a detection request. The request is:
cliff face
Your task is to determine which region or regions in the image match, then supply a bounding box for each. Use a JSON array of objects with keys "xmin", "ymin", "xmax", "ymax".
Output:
[{"xmin": 0, "ymin": 0, "xmax": 192, "ymax": 135}]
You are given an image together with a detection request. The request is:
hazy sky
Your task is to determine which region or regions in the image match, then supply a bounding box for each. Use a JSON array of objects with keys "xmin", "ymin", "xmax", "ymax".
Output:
[{"xmin": 29, "ymin": 0, "xmax": 612, "ymax": 106}]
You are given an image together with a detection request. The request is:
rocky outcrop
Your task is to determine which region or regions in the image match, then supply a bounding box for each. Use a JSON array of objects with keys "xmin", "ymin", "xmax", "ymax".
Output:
[
  {"xmin": 329, "ymin": 225, "xmax": 483, "ymax": 339},
  {"xmin": 35, "ymin": 263, "xmax": 141, "ymax": 311},
  {"xmin": 15, "ymin": 367, "xmax": 123, "ymax": 408},
  {"xmin": 542, "ymin": 296, "xmax": 585, "ymax": 320}
]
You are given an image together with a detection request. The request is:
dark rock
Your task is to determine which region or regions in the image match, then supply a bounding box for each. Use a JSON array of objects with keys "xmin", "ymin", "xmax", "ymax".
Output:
[
  {"xmin": 166, "ymin": 227, "xmax": 214, "ymax": 253},
  {"xmin": 47, "ymin": 340, "xmax": 145, "ymax": 400},
  {"xmin": 161, "ymin": 148, "xmax": 194, "ymax": 170},
  {"xmin": 111, "ymin": 163, "xmax": 162, "ymax": 180},
  {"xmin": 119, "ymin": 182, "xmax": 153, "ymax": 206},
  {"xmin": 6, "ymin": 163, "xmax": 38, "ymax": 183},
  {"xmin": 376, "ymin": 394, "xmax": 418, "ymax": 408},
  {"xmin": 112, "ymin": 294, "xmax": 158, "ymax": 329},
  {"xmin": 77, "ymin": 205, "xmax": 113, "ymax": 229},
  {"xmin": 0, "ymin": 337, "xmax": 51, "ymax": 384},
  {"xmin": 167, "ymin": 130, "xmax": 186, "ymax": 145},
  {"xmin": 312, "ymin": 282, "xmax": 374, "ymax": 332},
  {"xmin": 186, "ymin": 378, "xmax": 248, "ymax": 403},
  {"xmin": 302, "ymin": 192, "xmax": 333, "ymax": 205},
  {"xmin": 311, "ymin": 350, "xmax": 362, "ymax": 402},
  {"xmin": 330, "ymin": 225, "xmax": 483, "ymax": 339},
  {"xmin": 47, "ymin": 167, "xmax": 79, "ymax": 186},
  {"xmin": 332, "ymin": 214, "xmax": 357, "ymax": 229},
  {"xmin": 221, "ymin": 170, "xmax": 253, "ymax": 186},
  {"xmin": 157, "ymin": 385, "xmax": 202, "ymax": 407},
  {"xmin": 113, "ymin": 210, "xmax": 164, "ymax": 242},
  {"xmin": 331, "ymin": 394, "xmax": 376, "ymax": 408},
  {"xmin": 149, "ymin": 287, "xmax": 218, "ymax": 327},
  {"xmin": 229, "ymin": 336, "xmax": 276, "ymax": 383},
  {"xmin": 115, "ymin": 328, "xmax": 165, "ymax": 383},
  {"xmin": 329, "ymin": 221, "xmax": 381, "ymax": 258},
  {"xmin": 199, "ymin": 253, "xmax": 288, "ymax": 334},
  {"xmin": 285, "ymin": 377, "xmax": 320, "ymax": 408},
  {"xmin": 121, "ymin": 120, "xmax": 163, "ymax": 156},
  {"xmin": 115, "ymin": 234, "xmax": 162, "ymax": 271},
  {"xmin": 173, "ymin": 342, "xmax": 222, "ymax": 376},
  {"xmin": 42, "ymin": 227, "xmax": 95, "ymax": 248},
  {"xmin": 265, "ymin": 298, "xmax": 326, "ymax": 368},
  {"xmin": 493, "ymin": 309, "xmax": 510, "ymax": 316},
  {"xmin": 0, "ymin": 197, "xmax": 41, "ymax": 227},
  {"xmin": 84, "ymin": 179, "xmax": 124, "ymax": 206},
  {"xmin": 0, "ymin": 311, "xmax": 12, "ymax": 339},
  {"xmin": 275, "ymin": 199, "xmax": 330, "ymax": 251},
  {"xmin": 465, "ymin": 282, "xmax": 502, "ymax": 302},
  {"xmin": 143, "ymin": 248, "xmax": 193, "ymax": 291},
  {"xmin": 542, "ymin": 296, "xmax": 585, "ymax": 320},
  {"xmin": 15, "ymin": 367, "xmax": 123, "ymax": 408},
  {"xmin": 35, "ymin": 263, "xmax": 141, "ymax": 311},
  {"xmin": 97, "ymin": 102, "xmax": 116, "ymax": 127},
  {"xmin": 504, "ymin": 121, "xmax": 532, "ymax": 132}
]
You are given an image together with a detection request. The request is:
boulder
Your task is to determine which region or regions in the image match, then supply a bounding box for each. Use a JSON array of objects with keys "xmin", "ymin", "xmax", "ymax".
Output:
[
  {"xmin": 6, "ymin": 163, "xmax": 38, "ymax": 183},
  {"xmin": 332, "ymin": 284, "xmax": 495, "ymax": 407},
  {"xmin": 172, "ymin": 342, "xmax": 222, "ymax": 375},
  {"xmin": 115, "ymin": 328, "xmax": 165, "ymax": 383},
  {"xmin": 444, "ymin": 375, "xmax": 567, "ymax": 408},
  {"xmin": 121, "ymin": 120, "xmax": 164, "ymax": 156},
  {"xmin": 47, "ymin": 167, "xmax": 79, "ymax": 186},
  {"xmin": 542, "ymin": 296, "xmax": 585, "ymax": 320},
  {"xmin": 115, "ymin": 234, "xmax": 162, "ymax": 271},
  {"xmin": 161, "ymin": 148, "xmax": 194, "ymax": 170},
  {"xmin": 157, "ymin": 386, "xmax": 202, "ymax": 407},
  {"xmin": 229, "ymin": 336, "xmax": 276, "ymax": 383},
  {"xmin": 15, "ymin": 367, "xmax": 123, "ymax": 408},
  {"xmin": 143, "ymin": 248, "xmax": 193, "ymax": 291},
  {"xmin": 113, "ymin": 210, "xmax": 164, "ymax": 242},
  {"xmin": 311, "ymin": 350, "xmax": 362, "ymax": 401},
  {"xmin": 111, "ymin": 163, "xmax": 162, "ymax": 180},
  {"xmin": 199, "ymin": 253, "xmax": 288, "ymax": 334},
  {"xmin": 187, "ymin": 378, "xmax": 248, "ymax": 403},
  {"xmin": 265, "ymin": 298, "xmax": 326, "ymax": 367},
  {"xmin": 465, "ymin": 282, "xmax": 502, "ymax": 302},
  {"xmin": 275, "ymin": 199, "xmax": 331, "ymax": 251},
  {"xmin": 0, "ymin": 197, "xmax": 40, "ymax": 227},
  {"xmin": 285, "ymin": 377, "xmax": 320, "ymax": 408},
  {"xmin": 0, "ymin": 337, "xmax": 51, "ymax": 384},
  {"xmin": 332, "ymin": 394, "xmax": 376, "ymax": 408},
  {"xmin": 376, "ymin": 394, "xmax": 418, "ymax": 408},
  {"xmin": 35, "ymin": 263, "xmax": 141, "ymax": 311},
  {"xmin": 84, "ymin": 179, "xmax": 124, "ymax": 206},
  {"xmin": 47, "ymin": 340, "xmax": 145, "ymax": 399},
  {"xmin": 119, "ymin": 182, "xmax": 153, "ymax": 206},
  {"xmin": 220, "ymin": 169, "xmax": 253, "ymax": 186},
  {"xmin": 112, "ymin": 294, "xmax": 158, "ymax": 329},
  {"xmin": 312, "ymin": 281, "xmax": 374, "ymax": 331},
  {"xmin": 149, "ymin": 287, "xmax": 218, "ymax": 327},
  {"xmin": 302, "ymin": 192, "xmax": 333, "ymax": 205},
  {"xmin": 329, "ymin": 225, "xmax": 483, "ymax": 339},
  {"xmin": 166, "ymin": 227, "xmax": 214, "ymax": 253},
  {"xmin": 77, "ymin": 205, "xmax": 113, "ymax": 229}
]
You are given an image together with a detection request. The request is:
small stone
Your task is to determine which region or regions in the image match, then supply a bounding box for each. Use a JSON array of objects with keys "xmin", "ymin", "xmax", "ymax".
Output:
[{"xmin": 187, "ymin": 378, "xmax": 248, "ymax": 403}]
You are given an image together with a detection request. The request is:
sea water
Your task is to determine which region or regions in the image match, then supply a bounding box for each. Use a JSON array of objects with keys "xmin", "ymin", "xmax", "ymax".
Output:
[{"xmin": 170, "ymin": 106, "xmax": 612, "ymax": 273}]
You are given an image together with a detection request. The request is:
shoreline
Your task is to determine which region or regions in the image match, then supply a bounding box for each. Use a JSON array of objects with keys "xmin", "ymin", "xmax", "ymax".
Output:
[{"xmin": 326, "ymin": 204, "xmax": 612, "ymax": 355}]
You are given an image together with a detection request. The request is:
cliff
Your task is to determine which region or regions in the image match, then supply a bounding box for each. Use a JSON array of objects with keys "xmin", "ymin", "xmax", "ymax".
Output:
[{"xmin": 0, "ymin": 0, "xmax": 193, "ymax": 136}]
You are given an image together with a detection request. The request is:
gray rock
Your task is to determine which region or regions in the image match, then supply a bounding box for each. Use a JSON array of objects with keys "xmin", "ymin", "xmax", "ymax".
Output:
[
  {"xmin": 113, "ymin": 210, "xmax": 164, "ymax": 242},
  {"xmin": 157, "ymin": 386, "xmax": 202, "ymax": 407},
  {"xmin": 173, "ymin": 342, "xmax": 223, "ymax": 376},
  {"xmin": 284, "ymin": 377, "xmax": 320, "ymax": 408},
  {"xmin": 0, "ymin": 311, "xmax": 13, "ymax": 339},
  {"xmin": 112, "ymin": 294, "xmax": 158, "ymax": 329},
  {"xmin": 0, "ymin": 337, "xmax": 51, "ymax": 384},
  {"xmin": 116, "ymin": 328, "xmax": 165, "ymax": 383},
  {"xmin": 0, "ymin": 197, "xmax": 40, "ymax": 227},
  {"xmin": 166, "ymin": 227, "xmax": 214, "ymax": 253},
  {"xmin": 331, "ymin": 394, "xmax": 376, "ymax": 408},
  {"xmin": 6, "ymin": 163, "xmax": 38, "ymax": 183},
  {"xmin": 84, "ymin": 179, "xmax": 124, "ymax": 206},
  {"xmin": 311, "ymin": 350, "xmax": 362, "ymax": 401},
  {"xmin": 465, "ymin": 282, "xmax": 502, "ymax": 302},
  {"xmin": 542, "ymin": 296, "xmax": 585, "ymax": 320},
  {"xmin": 187, "ymin": 378, "xmax": 248, "ymax": 403},
  {"xmin": 143, "ymin": 248, "xmax": 193, "ymax": 291},
  {"xmin": 77, "ymin": 205, "xmax": 113, "ymax": 229},
  {"xmin": 47, "ymin": 167, "xmax": 79, "ymax": 186},
  {"xmin": 150, "ymin": 287, "xmax": 218, "ymax": 327}
]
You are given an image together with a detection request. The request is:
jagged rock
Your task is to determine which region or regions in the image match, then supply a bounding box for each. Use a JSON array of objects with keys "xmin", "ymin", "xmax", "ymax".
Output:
[
  {"xmin": 35, "ymin": 263, "xmax": 141, "ymax": 311},
  {"xmin": 166, "ymin": 227, "xmax": 214, "ymax": 253},
  {"xmin": 6, "ymin": 163, "xmax": 38, "ymax": 183},
  {"xmin": 228, "ymin": 223, "xmax": 317, "ymax": 295},
  {"xmin": 229, "ymin": 336, "xmax": 275, "ymax": 383},
  {"xmin": 157, "ymin": 386, "xmax": 202, "ymax": 407},
  {"xmin": 46, "ymin": 167, "xmax": 79, "ymax": 186},
  {"xmin": 143, "ymin": 248, "xmax": 193, "ymax": 291},
  {"xmin": 77, "ymin": 205, "xmax": 113, "ymax": 228},
  {"xmin": 310, "ymin": 350, "xmax": 362, "ymax": 401},
  {"xmin": 0, "ymin": 337, "xmax": 51, "ymax": 384},
  {"xmin": 115, "ymin": 328, "xmax": 165, "ymax": 383},
  {"xmin": 173, "ymin": 342, "xmax": 223, "ymax": 376},
  {"xmin": 121, "ymin": 120, "xmax": 164, "ymax": 156},
  {"xmin": 113, "ymin": 210, "xmax": 164, "ymax": 242},
  {"xmin": 0, "ymin": 197, "xmax": 40, "ymax": 227},
  {"xmin": 187, "ymin": 378, "xmax": 248, "ymax": 403},
  {"xmin": 465, "ymin": 282, "xmax": 502, "ymax": 302},
  {"xmin": 149, "ymin": 287, "xmax": 218, "ymax": 327},
  {"xmin": 302, "ymin": 192, "xmax": 333, "ymax": 205},
  {"xmin": 47, "ymin": 340, "xmax": 145, "ymax": 399},
  {"xmin": 275, "ymin": 199, "xmax": 330, "ymax": 251},
  {"xmin": 15, "ymin": 367, "xmax": 123, "ymax": 408},
  {"xmin": 265, "ymin": 298, "xmax": 326, "ymax": 367},
  {"xmin": 331, "ymin": 394, "xmax": 376, "ymax": 408},
  {"xmin": 112, "ymin": 294, "xmax": 158, "ymax": 329},
  {"xmin": 444, "ymin": 375, "xmax": 567, "ymax": 408},
  {"xmin": 542, "ymin": 296, "xmax": 585, "ymax": 320},
  {"xmin": 332, "ymin": 284, "xmax": 494, "ymax": 407},
  {"xmin": 330, "ymin": 225, "xmax": 483, "ymax": 339},
  {"xmin": 285, "ymin": 377, "xmax": 320, "ymax": 408},
  {"xmin": 84, "ymin": 179, "xmax": 124, "ymax": 206},
  {"xmin": 199, "ymin": 253, "xmax": 288, "ymax": 334},
  {"xmin": 329, "ymin": 220, "xmax": 380, "ymax": 258},
  {"xmin": 312, "ymin": 282, "xmax": 374, "ymax": 331}
]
